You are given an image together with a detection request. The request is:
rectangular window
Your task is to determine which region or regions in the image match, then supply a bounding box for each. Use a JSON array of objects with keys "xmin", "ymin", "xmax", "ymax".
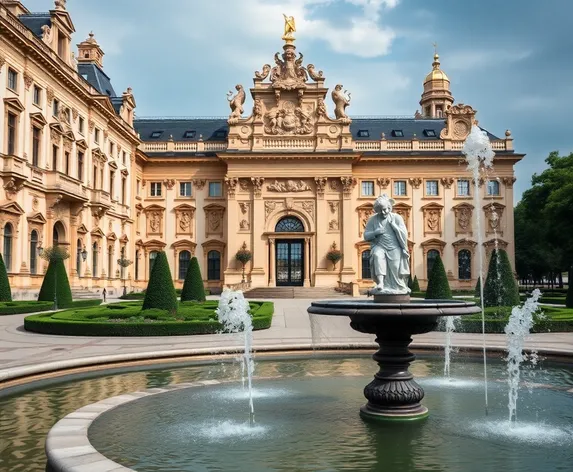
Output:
[
  {"xmin": 32, "ymin": 126, "xmax": 41, "ymax": 166},
  {"xmin": 79, "ymin": 116, "xmax": 85, "ymax": 135},
  {"xmin": 64, "ymin": 151, "xmax": 70, "ymax": 175},
  {"xmin": 7, "ymin": 113, "xmax": 17, "ymax": 155},
  {"xmin": 393, "ymin": 180, "xmax": 407, "ymax": 196},
  {"xmin": 426, "ymin": 180, "xmax": 439, "ymax": 196},
  {"xmin": 110, "ymin": 142, "xmax": 115, "ymax": 157},
  {"xmin": 33, "ymin": 85, "xmax": 42, "ymax": 106},
  {"xmin": 53, "ymin": 99, "xmax": 59, "ymax": 117},
  {"xmin": 487, "ymin": 180, "xmax": 500, "ymax": 196},
  {"xmin": 208, "ymin": 181, "xmax": 222, "ymax": 197},
  {"xmin": 7, "ymin": 68, "xmax": 18, "ymax": 91},
  {"xmin": 150, "ymin": 182, "xmax": 162, "ymax": 197},
  {"xmin": 180, "ymin": 181, "xmax": 192, "ymax": 197},
  {"xmin": 361, "ymin": 181, "xmax": 375, "ymax": 197},
  {"xmin": 122, "ymin": 151, "xmax": 127, "ymax": 165},
  {"xmin": 52, "ymin": 145, "xmax": 58, "ymax": 171},
  {"xmin": 77, "ymin": 151, "xmax": 84, "ymax": 181},
  {"xmin": 110, "ymin": 171, "xmax": 115, "ymax": 198},
  {"xmin": 121, "ymin": 178, "xmax": 126, "ymax": 204},
  {"xmin": 94, "ymin": 128, "xmax": 100, "ymax": 144},
  {"xmin": 93, "ymin": 165, "xmax": 98, "ymax": 188},
  {"xmin": 457, "ymin": 179, "xmax": 470, "ymax": 196},
  {"xmin": 136, "ymin": 179, "xmax": 141, "ymax": 196}
]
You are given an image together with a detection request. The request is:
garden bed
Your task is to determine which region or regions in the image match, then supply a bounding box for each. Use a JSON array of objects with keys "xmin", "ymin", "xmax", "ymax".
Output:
[
  {"xmin": 24, "ymin": 300, "xmax": 274, "ymax": 336},
  {"xmin": 0, "ymin": 301, "xmax": 54, "ymax": 316}
]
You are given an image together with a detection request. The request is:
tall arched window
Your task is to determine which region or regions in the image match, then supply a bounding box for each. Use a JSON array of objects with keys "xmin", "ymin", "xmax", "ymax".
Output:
[
  {"xmin": 76, "ymin": 238, "xmax": 82, "ymax": 275},
  {"xmin": 207, "ymin": 251, "xmax": 221, "ymax": 280},
  {"xmin": 92, "ymin": 242, "xmax": 98, "ymax": 277},
  {"xmin": 178, "ymin": 250, "xmax": 191, "ymax": 280},
  {"xmin": 361, "ymin": 250, "xmax": 371, "ymax": 280},
  {"xmin": 275, "ymin": 216, "xmax": 304, "ymax": 232},
  {"xmin": 30, "ymin": 230, "xmax": 39, "ymax": 275},
  {"xmin": 426, "ymin": 249, "xmax": 439, "ymax": 279},
  {"xmin": 149, "ymin": 251, "xmax": 158, "ymax": 278},
  {"xmin": 3, "ymin": 224, "xmax": 13, "ymax": 272},
  {"xmin": 53, "ymin": 225, "xmax": 59, "ymax": 246},
  {"xmin": 135, "ymin": 249, "xmax": 140, "ymax": 280},
  {"xmin": 108, "ymin": 245, "xmax": 113, "ymax": 279},
  {"xmin": 458, "ymin": 249, "xmax": 472, "ymax": 280}
]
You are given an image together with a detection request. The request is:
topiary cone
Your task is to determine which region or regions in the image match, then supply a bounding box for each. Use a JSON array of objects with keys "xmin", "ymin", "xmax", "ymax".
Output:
[
  {"xmin": 412, "ymin": 275, "xmax": 420, "ymax": 293},
  {"xmin": 38, "ymin": 259, "xmax": 73, "ymax": 307},
  {"xmin": 0, "ymin": 253, "xmax": 12, "ymax": 302},
  {"xmin": 425, "ymin": 254, "xmax": 452, "ymax": 300},
  {"xmin": 142, "ymin": 251, "xmax": 178, "ymax": 314},
  {"xmin": 181, "ymin": 256, "xmax": 206, "ymax": 302},
  {"xmin": 483, "ymin": 248, "xmax": 520, "ymax": 308}
]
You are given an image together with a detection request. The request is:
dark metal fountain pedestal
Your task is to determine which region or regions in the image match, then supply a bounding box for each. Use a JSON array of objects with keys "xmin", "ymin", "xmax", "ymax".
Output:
[{"xmin": 308, "ymin": 295, "xmax": 481, "ymax": 422}]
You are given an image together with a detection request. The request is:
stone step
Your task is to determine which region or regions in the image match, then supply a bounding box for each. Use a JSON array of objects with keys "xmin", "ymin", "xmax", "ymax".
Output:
[{"xmin": 244, "ymin": 287, "xmax": 347, "ymax": 299}]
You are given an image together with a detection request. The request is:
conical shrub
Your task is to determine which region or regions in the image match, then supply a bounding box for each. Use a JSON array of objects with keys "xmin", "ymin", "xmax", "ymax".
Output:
[
  {"xmin": 425, "ymin": 254, "xmax": 452, "ymax": 300},
  {"xmin": 565, "ymin": 268, "xmax": 573, "ymax": 309},
  {"xmin": 483, "ymin": 248, "xmax": 520, "ymax": 307},
  {"xmin": 0, "ymin": 253, "xmax": 12, "ymax": 302},
  {"xmin": 142, "ymin": 251, "xmax": 178, "ymax": 314},
  {"xmin": 412, "ymin": 275, "xmax": 420, "ymax": 293},
  {"xmin": 38, "ymin": 259, "xmax": 73, "ymax": 307},
  {"xmin": 181, "ymin": 256, "xmax": 206, "ymax": 302},
  {"xmin": 475, "ymin": 276, "xmax": 482, "ymax": 299}
]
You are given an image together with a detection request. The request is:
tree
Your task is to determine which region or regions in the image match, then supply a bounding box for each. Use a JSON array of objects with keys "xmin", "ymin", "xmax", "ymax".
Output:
[
  {"xmin": 474, "ymin": 276, "xmax": 481, "ymax": 299},
  {"xmin": 180, "ymin": 256, "xmax": 206, "ymax": 302},
  {"xmin": 38, "ymin": 247, "xmax": 73, "ymax": 309},
  {"xmin": 411, "ymin": 275, "xmax": 420, "ymax": 292},
  {"xmin": 0, "ymin": 253, "xmax": 12, "ymax": 302},
  {"xmin": 483, "ymin": 248, "xmax": 520, "ymax": 307},
  {"xmin": 425, "ymin": 254, "xmax": 452, "ymax": 300},
  {"xmin": 142, "ymin": 251, "xmax": 178, "ymax": 313},
  {"xmin": 235, "ymin": 242, "xmax": 252, "ymax": 283},
  {"xmin": 326, "ymin": 242, "xmax": 343, "ymax": 271},
  {"xmin": 566, "ymin": 267, "xmax": 573, "ymax": 309}
]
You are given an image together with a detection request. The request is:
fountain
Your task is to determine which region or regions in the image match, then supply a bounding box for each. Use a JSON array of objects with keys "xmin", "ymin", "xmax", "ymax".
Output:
[{"xmin": 308, "ymin": 194, "xmax": 481, "ymax": 421}]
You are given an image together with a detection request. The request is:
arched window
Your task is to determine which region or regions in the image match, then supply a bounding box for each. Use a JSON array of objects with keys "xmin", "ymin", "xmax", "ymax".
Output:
[
  {"xmin": 30, "ymin": 230, "xmax": 39, "ymax": 275},
  {"xmin": 108, "ymin": 245, "xmax": 113, "ymax": 279},
  {"xmin": 275, "ymin": 216, "xmax": 304, "ymax": 233},
  {"xmin": 178, "ymin": 250, "xmax": 191, "ymax": 280},
  {"xmin": 458, "ymin": 249, "xmax": 472, "ymax": 280},
  {"xmin": 149, "ymin": 251, "xmax": 158, "ymax": 278},
  {"xmin": 135, "ymin": 249, "xmax": 140, "ymax": 280},
  {"xmin": 426, "ymin": 249, "xmax": 439, "ymax": 279},
  {"xmin": 52, "ymin": 221, "xmax": 65, "ymax": 246},
  {"xmin": 3, "ymin": 224, "xmax": 13, "ymax": 272},
  {"xmin": 53, "ymin": 225, "xmax": 59, "ymax": 246},
  {"xmin": 76, "ymin": 238, "xmax": 82, "ymax": 275},
  {"xmin": 361, "ymin": 250, "xmax": 371, "ymax": 280},
  {"xmin": 207, "ymin": 250, "xmax": 221, "ymax": 280},
  {"xmin": 92, "ymin": 242, "xmax": 98, "ymax": 277}
]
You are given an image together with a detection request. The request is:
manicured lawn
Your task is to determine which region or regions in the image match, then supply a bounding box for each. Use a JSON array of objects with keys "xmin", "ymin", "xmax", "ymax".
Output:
[{"xmin": 24, "ymin": 300, "xmax": 274, "ymax": 336}]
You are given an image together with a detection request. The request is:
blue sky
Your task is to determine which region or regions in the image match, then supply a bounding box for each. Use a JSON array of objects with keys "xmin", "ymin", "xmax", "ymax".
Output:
[{"xmin": 24, "ymin": 0, "xmax": 573, "ymax": 201}]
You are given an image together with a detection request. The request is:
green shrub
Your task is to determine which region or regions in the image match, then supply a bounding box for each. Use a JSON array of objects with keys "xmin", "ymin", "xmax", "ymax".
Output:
[
  {"xmin": 142, "ymin": 252, "xmax": 178, "ymax": 314},
  {"xmin": 0, "ymin": 301, "xmax": 53, "ymax": 315},
  {"xmin": 567, "ymin": 270, "xmax": 573, "ymax": 308},
  {"xmin": 475, "ymin": 276, "xmax": 482, "ymax": 299},
  {"xmin": 425, "ymin": 254, "xmax": 452, "ymax": 300},
  {"xmin": 38, "ymin": 259, "xmax": 73, "ymax": 308},
  {"xmin": 0, "ymin": 254, "xmax": 11, "ymax": 302},
  {"xmin": 411, "ymin": 275, "xmax": 420, "ymax": 293},
  {"xmin": 483, "ymin": 249, "xmax": 520, "ymax": 307},
  {"xmin": 181, "ymin": 257, "xmax": 206, "ymax": 302}
]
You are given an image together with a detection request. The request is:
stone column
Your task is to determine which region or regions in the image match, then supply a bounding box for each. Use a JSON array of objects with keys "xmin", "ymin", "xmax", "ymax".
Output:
[
  {"xmin": 340, "ymin": 177, "xmax": 357, "ymax": 282},
  {"xmin": 304, "ymin": 237, "xmax": 311, "ymax": 287},
  {"xmin": 268, "ymin": 238, "xmax": 276, "ymax": 287},
  {"xmin": 250, "ymin": 177, "xmax": 266, "ymax": 287}
]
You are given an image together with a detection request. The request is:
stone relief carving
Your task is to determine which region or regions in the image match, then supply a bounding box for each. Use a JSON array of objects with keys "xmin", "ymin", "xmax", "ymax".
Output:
[
  {"xmin": 192, "ymin": 179, "xmax": 206, "ymax": 190},
  {"xmin": 484, "ymin": 203, "xmax": 505, "ymax": 236},
  {"xmin": 330, "ymin": 179, "xmax": 340, "ymax": 191},
  {"xmin": 357, "ymin": 205, "xmax": 375, "ymax": 237},
  {"xmin": 41, "ymin": 25, "xmax": 52, "ymax": 44},
  {"xmin": 340, "ymin": 176, "xmax": 357, "ymax": 197},
  {"xmin": 329, "ymin": 219, "xmax": 339, "ymax": 231},
  {"xmin": 441, "ymin": 177, "xmax": 454, "ymax": 189},
  {"xmin": 270, "ymin": 47, "xmax": 307, "ymax": 90},
  {"xmin": 267, "ymin": 179, "xmax": 311, "ymax": 192},
  {"xmin": 204, "ymin": 205, "xmax": 225, "ymax": 236},
  {"xmin": 227, "ymin": 85, "xmax": 245, "ymax": 123},
  {"xmin": 149, "ymin": 212, "xmax": 161, "ymax": 233},
  {"xmin": 265, "ymin": 201, "xmax": 279, "ymax": 220},
  {"xmin": 163, "ymin": 179, "xmax": 175, "ymax": 190},
  {"xmin": 175, "ymin": 206, "xmax": 195, "ymax": 236},
  {"xmin": 255, "ymin": 64, "xmax": 271, "ymax": 80},
  {"xmin": 501, "ymin": 177, "xmax": 516, "ymax": 188},
  {"xmin": 315, "ymin": 177, "xmax": 327, "ymax": 196},
  {"xmin": 3, "ymin": 178, "xmax": 24, "ymax": 200},
  {"xmin": 408, "ymin": 177, "xmax": 422, "ymax": 189},
  {"xmin": 439, "ymin": 103, "xmax": 476, "ymax": 141},
  {"xmin": 377, "ymin": 178, "xmax": 390, "ymax": 189},
  {"xmin": 331, "ymin": 84, "xmax": 351, "ymax": 123},
  {"xmin": 316, "ymin": 98, "xmax": 327, "ymax": 118},
  {"xmin": 225, "ymin": 177, "xmax": 239, "ymax": 198},
  {"xmin": 393, "ymin": 204, "xmax": 411, "ymax": 236},
  {"xmin": 238, "ymin": 201, "xmax": 251, "ymax": 231},
  {"xmin": 307, "ymin": 64, "xmax": 323, "ymax": 81},
  {"xmin": 453, "ymin": 204, "xmax": 473, "ymax": 236},
  {"xmin": 264, "ymin": 100, "xmax": 314, "ymax": 135},
  {"xmin": 23, "ymin": 72, "xmax": 33, "ymax": 91},
  {"xmin": 252, "ymin": 99, "xmax": 263, "ymax": 121},
  {"xmin": 239, "ymin": 179, "xmax": 250, "ymax": 192},
  {"xmin": 422, "ymin": 204, "xmax": 443, "ymax": 237},
  {"xmin": 427, "ymin": 211, "xmax": 439, "ymax": 231},
  {"xmin": 251, "ymin": 177, "xmax": 265, "ymax": 198}
]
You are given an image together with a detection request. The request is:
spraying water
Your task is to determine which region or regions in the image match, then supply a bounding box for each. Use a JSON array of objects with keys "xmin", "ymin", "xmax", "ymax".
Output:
[
  {"xmin": 505, "ymin": 289, "xmax": 542, "ymax": 423},
  {"xmin": 443, "ymin": 316, "xmax": 460, "ymax": 379},
  {"xmin": 216, "ymin": 289, "xmax": 255, "ymax": 420},
  {"xmin": 462, "ymin": 124, "xmax": 495, "ymax": 415}
]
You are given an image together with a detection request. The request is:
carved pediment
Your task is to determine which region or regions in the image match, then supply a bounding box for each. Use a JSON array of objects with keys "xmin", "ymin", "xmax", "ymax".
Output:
[
  {"xmin": 90, "ymin": 227, "xmax": 106, "ymax": 238},
  {"xmin": 108, "ymin": 161, "xmax": 118, "ymax": 170},
  {"xmin": 76, "ymin": 223, "xmax": 88, "ymax": 234},
  {"xmin": 120, "ymin": 234, "xmax": 129, "ymax": 243},
  {"xmin": 452, "ymin": 238, "xmax": 477, "ymax": 249},
  {"xmin": 30, "ymin": 112, "xmax": 48, "ymax": 127},
  {"xmin": 143, "ymin": 204, "xmax": 165, "ymax": 213},
  {"xmin": 174, "ymin": 203, "xmax": 196, "ymax": 212},
  {"xmin": 76, "ymin": 139, "xmax": 88, "ymax": 150},
  {"xmin": 440, "ymin": 103, "xmax": 476, "ymax": 141},
  {"xmin": 49, "ymin": 122, "xmax": 65, "ymax": 134},
  {"xmin": 421, "ymin": 202, "xmax": 444, "ymax": 210},
  {"xmin": 106, "ymin": 232, "xmax": 117, "ymax": 241},
  {"xmin": 171, "ymin": 239, "xmax": 197, "ymax": 254},
  {"xmin": 143, "ymin": 239, "xmax": 166, "ymax": 249},
  {"xmin": 4, "ymin": 97, "xmax": 25, "ymax": 113},
  {"xmin": 27, "ymin": 212, "xmax": 47, "ymax": 225},
  {"xmin": 135, "ymin": 239, "xmax": 144, "ymax": 247},
  {"xmin": 0, "ymin": 201, "xmax": 24, "ymax": 216},
  {"xmin": 92, "ymin": 148, "xmax": 107, "ymax": 162},
  {"xmin": 420, "ymin": 238, "xmax": 446, "ymax": 256}
]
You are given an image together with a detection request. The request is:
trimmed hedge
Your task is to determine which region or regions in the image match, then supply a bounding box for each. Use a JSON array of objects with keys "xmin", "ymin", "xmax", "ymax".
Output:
[
  {"xmin": 520, "ymin": 295, "xmax": 566, "ymax": 305},
  {"xmin": 0, "ymin": 301, "xmax": 54, "ymax": 315},
  {"xmin": 38, "ymin": 259, "xmax": 73, "ymax": 307},
  {"xmin": 483, "ymin": 248, "xmax": 519, "ymax": 307},
  {"xmin": 0, "ymin": 254, "xmax": 11, "ymax": 302},
  {"xmin": 567, "ymin": 275, "xmax": 573, "ymax": 308},
  {"xmin": 181, "ymin": 257, "xmax": 206, "ymax": 302},
  {"xmin": 24, "ymin": 300, "xmax": 274, "ymax": 336},
  {"xmin": 411, "ymin": 275, "xmax": 420, "ymax": 293},
  {"xmin": 142, "ymin": 252, "xmax": 178, "ymax": 314},
  {"xmin": 425, "ymin": 254, "xmax": 452, "ymax": 300}
]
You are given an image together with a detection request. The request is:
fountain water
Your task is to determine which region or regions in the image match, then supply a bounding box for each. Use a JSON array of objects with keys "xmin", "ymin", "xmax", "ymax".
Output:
[
  {"xmin": 443, "ymin": 315, "xmax": 460, "ymax": 379},
  {"xmin": 505, "ymin": 289, "xmax": 542, "ymax": 423},
  {"xmin": 216, "ymin": 289, "xmax": 255, "ymax": 418},
  {"xmin": 462, "ymin": 123, "xmax": 496, "ymax": 414}
]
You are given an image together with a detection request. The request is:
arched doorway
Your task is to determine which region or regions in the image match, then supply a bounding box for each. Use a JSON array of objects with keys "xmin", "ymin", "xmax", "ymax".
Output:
[
  {"xmin": 53, "ymin": 221, "xmax": 66, "ymax": 246},
  {"xmin": 275, "ymin": 216, "xmax": 304, "ymax": 286}
]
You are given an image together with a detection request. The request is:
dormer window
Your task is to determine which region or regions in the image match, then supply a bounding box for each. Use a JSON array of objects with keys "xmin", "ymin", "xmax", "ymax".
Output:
[
  {"xmin": 213, "ymin": 130, "xmax": 227, "ymax": 139},
  {"xmin": 183, "ymin": 130, "xmax": 196, "ymax": 139},
  {"xmin": 392, "ymin": 130, "xmax": 404, "ymax": 138},
  {"xmin": 150, "ymin": 131, "xmax": 163, "ymax": 139},
  {"xmin": 357, "ymin": 130, "xmax": 370, "ymax": 138},
  {"xmin": 424, "ymin": 129, "xmax": 436, "ymax": 137}
]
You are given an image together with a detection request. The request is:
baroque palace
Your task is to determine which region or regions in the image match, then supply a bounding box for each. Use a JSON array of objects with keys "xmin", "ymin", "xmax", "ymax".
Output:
[{"xmin": 0, "ymin": 1, "xmax": 523, "ymax": 297}]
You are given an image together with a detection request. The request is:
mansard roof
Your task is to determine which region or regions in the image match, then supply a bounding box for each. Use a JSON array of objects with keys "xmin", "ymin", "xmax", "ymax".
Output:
[
  {"xmin": 77, "ymin": 63, "xmax": 117, "ymax": 97},
  {"xmin": 19, "ymin": 13, "xmax": 51, "ymax": 37},
  {"xmin": 134, "ymin": 118, "xmax": 228, "ymax": 142}
]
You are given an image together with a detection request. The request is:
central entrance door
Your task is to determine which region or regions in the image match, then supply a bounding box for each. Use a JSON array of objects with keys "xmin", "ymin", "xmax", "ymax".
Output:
[{"xmin": 276, "ymin": 239, "xmax": 304, "ymax": 286}]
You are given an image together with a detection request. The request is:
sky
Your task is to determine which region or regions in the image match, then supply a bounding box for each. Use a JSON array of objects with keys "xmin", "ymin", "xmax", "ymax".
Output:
[{"xmin": 23, "ymin": 0, "xmax": 573, "ymax": 201}]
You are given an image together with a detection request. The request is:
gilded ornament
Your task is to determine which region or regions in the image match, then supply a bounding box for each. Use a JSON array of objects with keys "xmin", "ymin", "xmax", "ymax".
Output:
[{"xmin": 282, "ymin": 14, "xmax": 296, "ymax": 41}]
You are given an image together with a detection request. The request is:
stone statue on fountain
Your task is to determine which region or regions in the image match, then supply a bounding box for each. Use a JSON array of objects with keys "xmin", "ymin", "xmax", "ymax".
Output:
[{"xmin": 363, "ymin": 194, "xmax": 411, "ymax": 295}]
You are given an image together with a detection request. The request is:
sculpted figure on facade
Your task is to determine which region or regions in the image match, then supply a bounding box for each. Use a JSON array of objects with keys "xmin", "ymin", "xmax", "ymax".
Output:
[
  {"xmin": 306, "ymin": 64, "xmax": 323, "ymax": 81},
  {"xmin": 267, "ymin": 179, "xmax": 311, "ymax": 192},
  {"xmin": 331, "ymin": 84, "xmax": 351, "ymax": 122},
  {"xmin": 252, "ymin": 99, "xmax": 263, "ymax": 121},
  {"xmin": 255, "ymin": 64, "xmax": 271, "ymax": 80},
  {"xmin": 264, "ymin": 101, "xmax": 313, "ymax": 135},
  {"xmin": 270, "ymin": 47, "xmax": 307, "ymax": 89},
  {"xmin": 227, "ymin": 84, "xmax": 245, "ymax": 123},
  {"xmin": 363, "ymin": 194, "xmax": 410, "ymax": 294},
  {"xmin": 282, "ymin": 14, "xmax": 296, "ymax": 41}
]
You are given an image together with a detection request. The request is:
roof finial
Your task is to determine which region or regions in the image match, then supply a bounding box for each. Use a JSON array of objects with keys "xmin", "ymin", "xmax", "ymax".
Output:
[
  {"xmin": 432, "ymin": 42, "xmax": 440, "ymax": 70},
  {"xmin": 282, "ymin": 14, "xmax": 296, "ymax": 44}
]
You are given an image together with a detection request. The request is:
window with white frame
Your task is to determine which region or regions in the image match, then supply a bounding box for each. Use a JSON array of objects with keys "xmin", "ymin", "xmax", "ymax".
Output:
[
  {"xmin": 457, "ymin": 179, "xmax": 470, "ymax": 197},
  {"xmin": 33, "ymin": 85, "xmax": 42, "ymax": 106},
  {"xmin": 394, "ymin": 180, "xmax": 407, "ymax": 196},
  {"xmin": 426, "ymin": 180, "xmax": 439, "ymax": 196},
  {"xmin": 361, "ymin": 180, "xmax": 375, "ymax": 197},
  {"xmin": 487, "ymin": 180, "xmax": 500, "ymax": 196},
  {"xmin": 180, "ymin": 181, "xmax": 192, "ymax": 197},
  {"xmin": 7, "ymin": 68, "xmax": 18, "ymax": 91},
  {"xmin": 209, "ymin": 181, "xmax": 222, "ymax": 197},
  {"xmin": 150, "ymin": 182, "xmax": 162, "ymax": 197}
]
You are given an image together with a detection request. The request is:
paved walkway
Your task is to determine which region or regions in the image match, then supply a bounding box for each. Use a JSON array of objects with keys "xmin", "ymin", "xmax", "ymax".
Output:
[{"xmin": 1, "ymin": 298, "xmax": 573, "ymax": 383}]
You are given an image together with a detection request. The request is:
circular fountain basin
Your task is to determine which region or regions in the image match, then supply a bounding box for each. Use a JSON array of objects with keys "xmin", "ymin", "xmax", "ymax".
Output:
[{"xmin": 44, "ymin": 357, "xmax": 573, "ymax": 472}]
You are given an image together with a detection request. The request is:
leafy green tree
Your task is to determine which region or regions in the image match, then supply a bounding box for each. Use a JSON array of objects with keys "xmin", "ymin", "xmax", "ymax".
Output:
[
  {"xmin": 411, "ymin": 275, "xmax": 420, "ymax": 293},
  {"xmin": 483, "ymin": 248, "xmax": 520, "ymax": 307},
  {"xmin": 143, "ymin": 251, "xmax": 178, "ymax": 314},
  {"xmin": 425, "ymin": 254, "xmax": 452, "ymax": 299},
  {"xmin": 0, "ymin": 253, "xmax": 12, "ymax": 302},
  {"xmin": 180, "ymin": 257, "xmax": 206, "ymax": 302}
]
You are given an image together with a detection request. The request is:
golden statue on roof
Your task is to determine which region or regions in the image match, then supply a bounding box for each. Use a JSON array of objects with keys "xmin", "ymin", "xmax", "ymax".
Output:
[{"xmin": 282, "ymin": 14, "xmax": 296, "ymax": 42}]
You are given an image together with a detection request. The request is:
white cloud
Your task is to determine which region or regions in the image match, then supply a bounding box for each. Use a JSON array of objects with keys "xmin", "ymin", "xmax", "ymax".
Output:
[{"xmin": 445, "ymin": 48, "xmax": 532, "ymax": 71}]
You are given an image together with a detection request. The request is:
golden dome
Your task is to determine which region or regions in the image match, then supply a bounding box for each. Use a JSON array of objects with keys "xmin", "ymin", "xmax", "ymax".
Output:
[{"xmin": 424, "ymin": 53, "xmax": 449, "ymax": 83}]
